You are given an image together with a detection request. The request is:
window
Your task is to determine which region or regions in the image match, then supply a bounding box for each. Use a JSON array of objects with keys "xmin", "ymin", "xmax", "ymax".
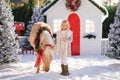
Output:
[
  {"xmin": 53, "ymin": 19, "xmax": 63, "ymax": 33},
  {"xmin": 85, "ymin": 19, "xmax": 95, "ymax": 33}
]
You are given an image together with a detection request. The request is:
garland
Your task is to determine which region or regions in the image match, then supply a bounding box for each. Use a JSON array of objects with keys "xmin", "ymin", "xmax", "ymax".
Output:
[
  {"xmin": 65, "ymin": 0, "xmax": 81, "ymax": 12},
  {"xmin": 89, "ymin": 0, "xmax": 107, "ymax": 15},
  {"xmin": 34, "ymin": 27, "xmax": 51, "ymax": 52},
  {"xmin": 83, "ymin": 33, "xmax": 96, "ymax": 39},
  {"xmin": 42, "ymin": 0, "xmax": 59, "ymax": 14}
]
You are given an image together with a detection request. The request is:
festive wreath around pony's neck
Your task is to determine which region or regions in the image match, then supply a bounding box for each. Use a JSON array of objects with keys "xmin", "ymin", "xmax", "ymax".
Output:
[{"xmin": 34, "ymin": 27, "xmax": 51, "ymax": 52}]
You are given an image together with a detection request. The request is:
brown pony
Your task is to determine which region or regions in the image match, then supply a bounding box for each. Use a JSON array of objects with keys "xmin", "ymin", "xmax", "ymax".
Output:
[{"xmin": 29, "ymin": 22, "xmax": 54, "ymax": 73}]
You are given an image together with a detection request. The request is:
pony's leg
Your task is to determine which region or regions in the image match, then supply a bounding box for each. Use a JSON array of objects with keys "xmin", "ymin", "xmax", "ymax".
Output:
[
  {"xmin": 40, "ymin": 59, "xmax": 45, "ymax": 71},
  {"xmin": 35, "ymin": 53, "xmax": 41, "ymax": 73},
  {"xmin": 36, "ymin": 66, "xmax": 40, "ymax": 73},
  {"xmin": 36, "ymin": 54, "xmax": 40, "ymax": 73}
]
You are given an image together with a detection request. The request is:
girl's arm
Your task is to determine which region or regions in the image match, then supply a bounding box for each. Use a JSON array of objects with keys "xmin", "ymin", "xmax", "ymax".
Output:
[{"xmin": 66, "ymin": 30, "xmax": 73, "ymax": 43}]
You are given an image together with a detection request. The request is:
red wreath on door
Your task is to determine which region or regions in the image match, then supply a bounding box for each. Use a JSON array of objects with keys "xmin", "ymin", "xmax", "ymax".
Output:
[{"xmin": 65, "ymin": 0, "xmax": 81, "ymax": 12}]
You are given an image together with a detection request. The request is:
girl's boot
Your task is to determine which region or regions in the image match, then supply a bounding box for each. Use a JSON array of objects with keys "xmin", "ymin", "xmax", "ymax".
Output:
[{"xmin": 63, "ymin": 65, "xmax": 69, "ymax": 76}]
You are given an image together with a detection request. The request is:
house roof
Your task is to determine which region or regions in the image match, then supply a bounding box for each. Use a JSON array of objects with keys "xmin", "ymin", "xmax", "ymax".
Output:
[
  {"xmin": 88, "ymin": 0, "xmax": 107, "ymax": 15},
  {"xmin": 41, "ymin": 0, "xmax": 59, "ymax": 14},
  {"xmin": 42, "ymin": 0, "xmax": 108, "ymax": 15}
]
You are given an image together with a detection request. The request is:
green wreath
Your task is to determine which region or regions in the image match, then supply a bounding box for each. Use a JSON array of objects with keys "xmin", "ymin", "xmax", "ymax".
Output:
[
  {"xmin": 34, "ymin": 27, "xmax": 51, "ymax": 51},
  {"xmin": 65, "ymin": 0, "xmax": 81, "ymax": 12}
]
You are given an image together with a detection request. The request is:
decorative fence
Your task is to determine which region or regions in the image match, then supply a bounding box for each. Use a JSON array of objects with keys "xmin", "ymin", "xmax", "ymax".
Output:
[
  {"xmin": 17, "ymin": 36, "xmax": 34, "ymax": 54},
  {"xmin": 17, "ymin": 36, "xmax": 110, "ymax": 55},
  {"xmin": 101, "ymin": 38, "xmax": 109, "ymax": 55}
]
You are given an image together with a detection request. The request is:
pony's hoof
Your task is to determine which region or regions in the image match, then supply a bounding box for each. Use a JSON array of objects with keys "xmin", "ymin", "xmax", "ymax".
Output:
[
  {"xmin": 36, "ymin": 71, "xmax": 40, "ymax": 74},
  {"xmin": 36, "ymin": 72, "xmax": 39, "ymax": 74},
  {"xmin": 36, "ymin": 68, "xmax": 40, "ymax": 74}
]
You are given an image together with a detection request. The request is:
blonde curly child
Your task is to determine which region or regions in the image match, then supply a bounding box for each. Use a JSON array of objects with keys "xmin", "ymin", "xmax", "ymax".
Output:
[{"xmin": 56, "ymin": 20, "xmax": 73, "ymax": 76}]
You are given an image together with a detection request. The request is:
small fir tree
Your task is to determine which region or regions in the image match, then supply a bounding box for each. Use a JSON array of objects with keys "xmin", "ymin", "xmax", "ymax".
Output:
[
  {"xmin": 25, "ymin": 5, "xmax": 44, "ymax": 36},
  {"xmin": 107, "ymin": 2, "xmax": 120, "ymax": 59},
  {"xmin": 0, "ymin": 0, "xmax": 19, "ymax": 64},
  {"xmin": 22, "ymin": 5, "xmax": 44, "ymax": 50}
]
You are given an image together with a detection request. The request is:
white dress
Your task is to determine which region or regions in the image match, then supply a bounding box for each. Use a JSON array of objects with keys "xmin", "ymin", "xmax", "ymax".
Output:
[
  {"xmin": 56, "ymin": 30, "xmax": 73, "ymax": 65},
  {"xmin": 61, "ymin": 30, "xmax": 67, "ymax": 50}
]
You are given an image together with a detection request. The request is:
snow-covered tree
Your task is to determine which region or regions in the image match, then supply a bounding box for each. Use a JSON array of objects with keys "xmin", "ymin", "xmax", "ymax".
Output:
[
  {"xmin": 21, "ymin": 5, "xmax": 44, "ymax": 50},
  {"xmin": 0, "ymin": 0, "xmax": 19, "ymax": 64},
  {"xmin": 25, "ymin": 5, "xmax": 44, "ymax": 36},
  {"xmin": 107, "ymin": 2, "xmax": 120, "ymax": 59}
]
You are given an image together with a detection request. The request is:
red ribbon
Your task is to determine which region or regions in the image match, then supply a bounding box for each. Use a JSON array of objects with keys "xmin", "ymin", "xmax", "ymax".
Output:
[{"xmin": 34, "ymin": 48, "xmax": 43, "ymax": 67}]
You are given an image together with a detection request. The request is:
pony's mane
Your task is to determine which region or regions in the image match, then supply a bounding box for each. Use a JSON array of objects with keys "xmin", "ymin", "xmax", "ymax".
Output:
[
  {"xmin": 35, "ymin": 22, "xmax": 52, "ymax": 32},
  {"xmin": 29, "ymin": 22, "xmax": 52, "ymax": 52},
  {"xmin": 34, "ymin": 22, "xmax": 52, "ymax": 51}
]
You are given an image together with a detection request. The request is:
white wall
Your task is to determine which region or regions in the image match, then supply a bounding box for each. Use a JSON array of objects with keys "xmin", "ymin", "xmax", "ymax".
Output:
[
  {"xmin": 77, "ymin": 0, "xmax": 102, "ymax": 55},
  {"xmin": 44, "ymin": 0, "xmax": 104, "ymax": 55},
  {"xmin": 44, "ymin": 0, "xmax": 69, "ymax": 32}
]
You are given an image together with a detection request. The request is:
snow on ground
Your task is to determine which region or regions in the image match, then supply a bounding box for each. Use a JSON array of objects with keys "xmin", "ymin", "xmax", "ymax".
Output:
[{"xmin": 0, "ymin": 54, "xmax": 120, "ymax": 80}]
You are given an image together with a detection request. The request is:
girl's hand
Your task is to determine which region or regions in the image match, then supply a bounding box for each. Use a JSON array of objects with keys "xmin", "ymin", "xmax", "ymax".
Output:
[{"xmin": 63, "ymin": 38, "xmax": 65, "ymax": 42}]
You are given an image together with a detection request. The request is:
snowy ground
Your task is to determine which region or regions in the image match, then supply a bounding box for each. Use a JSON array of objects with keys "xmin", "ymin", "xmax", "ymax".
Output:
[{"xmin": 0, "ymin": 54, "xmax": 120, "ymax": 80}]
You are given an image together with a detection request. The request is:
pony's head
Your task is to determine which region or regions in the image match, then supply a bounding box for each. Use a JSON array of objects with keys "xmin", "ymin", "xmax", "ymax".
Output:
[{"xmin": 42, "ymin": 47, "xmax": 54, "ymax": 72}]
